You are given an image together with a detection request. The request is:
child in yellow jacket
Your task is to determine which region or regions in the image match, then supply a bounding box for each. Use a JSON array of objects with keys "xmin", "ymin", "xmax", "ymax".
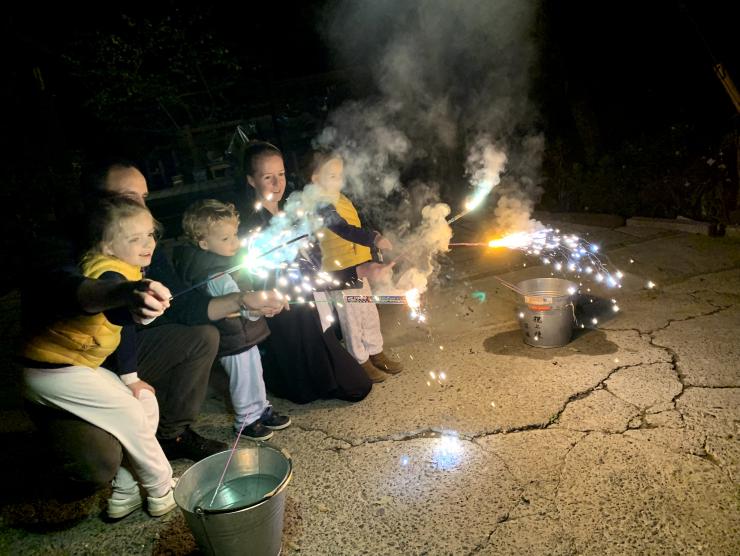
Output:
[
  {"xmin": 21, "ymin": 197, "xmax": 175, "ymax": 520},
  {"xmin": 308, "ymin": 150, "xmax": 404, "ymax": 383}
]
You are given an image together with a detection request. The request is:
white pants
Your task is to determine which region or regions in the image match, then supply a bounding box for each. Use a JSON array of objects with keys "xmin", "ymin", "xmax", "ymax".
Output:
[
  {"xmin": 23, "ymin": 365, "xmax": 172, "ymax": 498},
  {"xmin": 330, "ymin": 278, "xmax": 384, "ymax": 364},
  {"xmin": 220, "ymin": 346, "xmax": 269, "ymax": 429}
]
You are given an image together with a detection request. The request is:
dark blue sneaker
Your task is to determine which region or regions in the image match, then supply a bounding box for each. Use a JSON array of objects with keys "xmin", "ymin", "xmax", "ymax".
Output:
[
  {"xmin": 260, "ymin": 407, "xmax": 292, "ymax": 430},
  {"xmin": 235, "ymin": 420, "xmax": 274, "ymax": 441}
]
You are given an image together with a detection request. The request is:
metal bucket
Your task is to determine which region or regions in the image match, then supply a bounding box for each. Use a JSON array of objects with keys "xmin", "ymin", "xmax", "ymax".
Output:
[
  {"xmin": 174, "ymin": 444, "xmax": 293, "ymax": 556},
  {"xmin": 516, "ymin": 278, "xmax": 577, "ymax": 348}
]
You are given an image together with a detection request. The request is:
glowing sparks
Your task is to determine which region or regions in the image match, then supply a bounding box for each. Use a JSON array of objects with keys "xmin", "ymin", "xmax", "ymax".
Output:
[
  {"xmin": 487, "ymin": 231, "xmax": 531, "ymax": 249},
  {"xmin": 464, "ymin": 187, "xmax": 489, "ymax": 212},
  {"xmin": 405, "ymin": 288, "xmax": 425, "ymax": 322},
  {"xmin": 483, "ymin": 229, "xmax": 624, "ymax": 289}
]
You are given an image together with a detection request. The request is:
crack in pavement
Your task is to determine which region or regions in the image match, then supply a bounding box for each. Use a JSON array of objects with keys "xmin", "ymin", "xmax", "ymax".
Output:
[
  {"xmin": 541, "ymin": 362, "xmax": 645, "ymax": 428},
  {"xmin": 554, "ymin": 432, "xmax": 589, "ymax": 493},
  {"xmin": 699, "ymin": 436, "xmax": 737, "ymax": 483},
  {"xmin": 604, "ymin": 298, "xmax": 734, "ymax": 338},
  {"xmin": 287, "ymin": 276, "xmax": 738, "ymax": 553},
  {"xmin": 293, "ymin": 357, "xmax": 660, "ymax": 455},
  {"xmin": 467, "ymin": 495, "xmax": 525, "ymax": 555}
]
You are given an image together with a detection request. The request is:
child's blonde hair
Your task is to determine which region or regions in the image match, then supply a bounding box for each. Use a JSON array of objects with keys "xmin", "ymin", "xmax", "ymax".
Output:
[
  {"xmin": 87, "ymin": 197, "xmax": 156, "ymax": 253},
  {"xmin": 182, "ymin": 199, "xmax": 240, "ymax": 245}
]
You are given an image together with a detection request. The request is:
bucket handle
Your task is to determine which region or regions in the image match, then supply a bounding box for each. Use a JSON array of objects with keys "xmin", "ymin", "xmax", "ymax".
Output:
[{"xmin": 193, "ymin": 506, "xmax": 218, "ymax": 555}]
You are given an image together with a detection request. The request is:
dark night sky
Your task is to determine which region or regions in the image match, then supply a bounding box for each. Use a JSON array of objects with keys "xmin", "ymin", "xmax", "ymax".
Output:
[
  {"xmin": 3, "ymin": 1, "xmax": 738, "ymax": 175},
  {"xmin": 0, "ymin": 0, "xmax": 737, "ymax": 293}
]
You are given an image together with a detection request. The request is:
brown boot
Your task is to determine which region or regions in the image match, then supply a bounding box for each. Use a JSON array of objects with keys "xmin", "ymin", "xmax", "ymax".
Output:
[
  {"xmin": 370, "ymin": 351, "xmax": 403, "ymax": 374},
  {"xmin": 360, "ymin": 360, "xmax": 387, "ymax": 383}
]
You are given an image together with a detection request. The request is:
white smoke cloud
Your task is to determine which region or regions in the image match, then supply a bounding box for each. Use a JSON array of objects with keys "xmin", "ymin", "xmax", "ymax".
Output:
[
  {"xmin": 374, "ymin": 202, "xmax": 452, "ymax": 296},
  {"xmin": 315, "ymin": 0, "xmax": 543, "ymax": 297}
]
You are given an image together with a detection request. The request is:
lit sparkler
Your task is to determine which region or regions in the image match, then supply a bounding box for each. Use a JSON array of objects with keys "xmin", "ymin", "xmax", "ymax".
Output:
[
  {"xmin": 170, "ymin": 233, "xmax": 309, "ymax": 300},
  {"xmin": 446, "ymin": 187, "xmax": 491, "ymax": 225},
  {"xmin": 405, "ymin": 288, "xmax": 426, "ymax": 322},
  {"xmin": 453, "ymin": 228, "xmax": 625, "ymax": 288}
]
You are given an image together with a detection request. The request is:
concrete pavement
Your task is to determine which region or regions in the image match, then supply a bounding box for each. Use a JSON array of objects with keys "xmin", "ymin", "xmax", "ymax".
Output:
[{"xmin": 1, "ymin": 216, "xmax": 738, "ymax": 555}]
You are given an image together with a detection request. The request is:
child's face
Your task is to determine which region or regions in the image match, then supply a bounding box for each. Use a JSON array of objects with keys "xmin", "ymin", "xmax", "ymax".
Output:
[
  {"xmin": 313, "ymin": 158, "xmax": 344, "ymax": 195},
  {"xmin": 199, "ymin": 218, "xmax": 240, "ymax": 257},
  {"xmin": 247, "ymin": 155, "xmax": 286, "ymax": 204},
  {"xmin": 103, "ymin": 212, "xmax": 156, "ymax": 267}
]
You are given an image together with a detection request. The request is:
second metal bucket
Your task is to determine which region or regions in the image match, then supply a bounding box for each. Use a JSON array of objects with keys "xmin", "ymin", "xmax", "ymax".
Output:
[
  {"xmin": 516, "ymin": 278, "xmax": 577, "ymax": 348},
  {"xmin": 174, "ymin": 444, "xmax": 293, "ymax": 556}
]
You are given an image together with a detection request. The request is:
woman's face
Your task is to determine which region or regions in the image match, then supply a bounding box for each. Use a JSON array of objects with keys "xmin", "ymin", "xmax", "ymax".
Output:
[{"xmin": 247, "ymin": 154, "xmax": 286, "ymax": 204}]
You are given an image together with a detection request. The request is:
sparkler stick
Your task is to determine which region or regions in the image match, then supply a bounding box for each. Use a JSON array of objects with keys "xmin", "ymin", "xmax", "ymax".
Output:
[
  {"xmin": 492, "ymin": 276, "xmax": 526, "ymax": 296},
  {"xmin": 393, "ymin": 205, "xmax": 476, "ymax": 263},
  {"xmin": 288, "ymin": 295, "xmax": 410, "ymax": 305},
  {"xmin": 446, "ymin": 210, "xmax": 471, "ymax": 225},
  {"xmin": 169, "ymin": 233, "xmax": 309, "ymax": 301}
]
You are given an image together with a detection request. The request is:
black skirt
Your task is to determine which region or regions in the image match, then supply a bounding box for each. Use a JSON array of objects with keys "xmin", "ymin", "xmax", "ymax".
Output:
[{"xmin": 259, "ymin": 302, "xmax": 372, "ymax": 404}]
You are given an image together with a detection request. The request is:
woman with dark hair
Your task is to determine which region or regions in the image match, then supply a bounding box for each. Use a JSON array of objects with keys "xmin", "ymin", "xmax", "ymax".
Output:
[{"xmin": 240, "ymin": 141, "xmax": 372, "ymax": 404}]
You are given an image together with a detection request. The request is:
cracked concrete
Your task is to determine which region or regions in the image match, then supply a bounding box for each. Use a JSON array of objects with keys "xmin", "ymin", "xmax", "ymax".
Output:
[{"xmin": 0, "ymin": 221, "xmax": 739, "ymax": 555}]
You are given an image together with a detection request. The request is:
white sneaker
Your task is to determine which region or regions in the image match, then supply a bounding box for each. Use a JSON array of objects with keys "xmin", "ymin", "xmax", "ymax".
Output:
[
  {"xmin": 147, "ymin": 478, "xmax": 178, "ymax": 517},
  {"xmin": 107, "ymin": 483, "xmax": 143, "ymax": 519}
]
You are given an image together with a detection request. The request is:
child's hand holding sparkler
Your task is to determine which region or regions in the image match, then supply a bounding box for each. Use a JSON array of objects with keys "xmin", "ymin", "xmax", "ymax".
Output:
[{"xmin": 356, "ymin": 260, "xmax": 396, "ymax": 286}]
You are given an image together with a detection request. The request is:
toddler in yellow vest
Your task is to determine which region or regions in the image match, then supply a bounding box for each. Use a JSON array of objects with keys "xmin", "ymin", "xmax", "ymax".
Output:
[
  {"xmin": 20, "ymin": 197, "xmax": 176, "ymax": 520},
  {"xmin": 308, "ymin": 151, "xmax": 404, "ymax": 382}
]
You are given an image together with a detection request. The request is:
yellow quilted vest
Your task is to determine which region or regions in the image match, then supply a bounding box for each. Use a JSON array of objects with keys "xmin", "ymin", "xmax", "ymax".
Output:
[
  {"xmin": 21, "ymin": 253, "xmax": 142, "ymax": 369},
  {"xmin": 319, "ymin": 194, "xmax": 372, "ymax": 271}
]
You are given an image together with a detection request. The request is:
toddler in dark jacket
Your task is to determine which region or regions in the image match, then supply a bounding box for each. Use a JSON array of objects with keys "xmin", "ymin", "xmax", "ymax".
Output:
[{"xmin": 174, "ymin": 200, "xmax": 290, "ymax": 440}]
